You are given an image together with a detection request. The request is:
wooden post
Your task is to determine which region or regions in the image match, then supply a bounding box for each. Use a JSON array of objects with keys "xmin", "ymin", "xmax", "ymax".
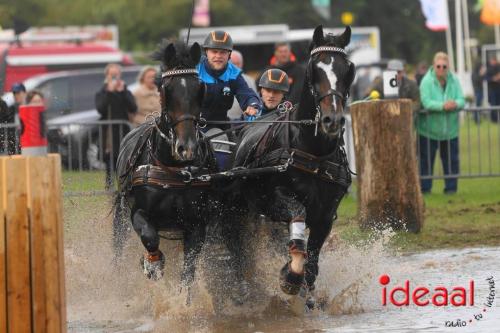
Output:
[
  {"xmin": 350, "ymin": 99, "xmax": 424, "ymax": 233},
  {"xmin": 0, "ymin": 154, "xmax": 66, "ymax": 333}
]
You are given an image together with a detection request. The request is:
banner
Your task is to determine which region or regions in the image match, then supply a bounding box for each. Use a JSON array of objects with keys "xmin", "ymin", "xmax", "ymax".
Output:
[
  {"xmin": 481, "ymin": 0, "xmax": 500, "ymax": 25},
  {"xmin": 192, "ymin": 0, "xmax": 210, "ymax": 27},
  {"xmin": 311, "ymin": 0, "xmax": 330, "ymax": 20},
  {"xmin": 419, "ymin": 0, "xmax": 449, "ymax": 31}
]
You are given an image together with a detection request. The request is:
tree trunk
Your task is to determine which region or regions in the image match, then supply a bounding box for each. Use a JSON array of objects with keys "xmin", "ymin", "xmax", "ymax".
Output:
[{"xmin": 350, "ymin": 99, "xmax": 424, "ymax": 233}]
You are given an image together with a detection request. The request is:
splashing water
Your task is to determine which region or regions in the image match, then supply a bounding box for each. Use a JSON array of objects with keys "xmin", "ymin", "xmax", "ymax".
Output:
[{"xmin": 65, "ymin": 199, "xmax": 500, "ymax": 332}]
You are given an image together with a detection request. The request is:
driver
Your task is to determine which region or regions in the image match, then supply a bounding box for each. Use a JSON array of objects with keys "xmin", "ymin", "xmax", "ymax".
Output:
[
  {"xmin": 257, "ymin": 68, "xmax": 291, "ymax": 115},
  {"xmin": 196, "ymin": 30, "xmax": 262, "ymax": 128}
]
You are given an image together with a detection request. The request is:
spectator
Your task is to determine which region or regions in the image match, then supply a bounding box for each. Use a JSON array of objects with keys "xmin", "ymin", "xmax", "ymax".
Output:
[
  {"xmin": 418, "ymin": 52, "xmax": 465, "ymax": 194},
  {"xmin": 0, "ymin": 98, "xmax": 12, "ymax": 155},
  {"xmin": 95, "ymin": 63, "xmax": 137, "ymax": 189},
  {"xmin": 227, "ymin": 50, "xmax": 257, "ymax": 120},
  {"xmin": 132, "ymin": 66, "xmax": 161, "ymax": 126},
  {"xmin": 415, "ymin": 61, "xmax": 428, "ymax": 86},
  {"xmin": 471, "ymin": 59, "xmax": 486, "ymax": 123},
  {"xmin": 368, "ymin": 59, "xmax": 421, "ymax": 112},
  {"xmin": 1, "ymin": 83, "xmax": 26, "ymax": 155},
  {"xmin": 258, "ymin": 68, "xmax": 290, "ymax": 115},
  {"xmin": 351, "ymin": 67, "xmax": 372, "ymax": 101},
  {"xmin": 265, "ymin": 42, "xmax": 305, "ymax": 104},
  {"xmin": 26, "ymin": 90, "xmax": 45, "ymax": 106},
  {"xmin": 486, "ymin": 55, "xmax": 500, "ymax": 123}
]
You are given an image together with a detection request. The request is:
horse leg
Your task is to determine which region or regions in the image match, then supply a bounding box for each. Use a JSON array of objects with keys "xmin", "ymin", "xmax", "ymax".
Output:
[
  {"xmin": 304, "ymin": 214, "xmax": 335, "ymax": 297},
  {"xmin": 266, "ymin": 187, "xmax": 307, "ymax": 296},
  {"xmin": 221, "ymin": 213, "xmax": 250, "ymax": 304},
  {"xmin": 131, "ymin": 208, "xmax": 164, "ymax": 280},
  {"xmin": 180, "ymin": 224, "xmax": 206, "ymax": 303}
]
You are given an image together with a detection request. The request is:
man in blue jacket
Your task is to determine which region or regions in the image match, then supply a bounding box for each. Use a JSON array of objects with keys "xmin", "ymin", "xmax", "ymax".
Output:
[{"xmin": 197, "ymin": 30, "xmax": 262, "ymax": 128}]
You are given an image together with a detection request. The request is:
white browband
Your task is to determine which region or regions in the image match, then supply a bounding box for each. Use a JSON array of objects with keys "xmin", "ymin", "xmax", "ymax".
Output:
[
  {"xmin": 310, "ymin": 46, "xmax": 347, "ymax": 56},
  {"xmin": 161, "ymin": 68, "xmax": 198, "ymax": 78}
]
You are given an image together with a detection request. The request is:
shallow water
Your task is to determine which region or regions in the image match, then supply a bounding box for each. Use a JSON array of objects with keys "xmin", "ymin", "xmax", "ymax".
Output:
[{"xmin": 65, "ymin": 209, "xmax": 499, "ymax": 333}]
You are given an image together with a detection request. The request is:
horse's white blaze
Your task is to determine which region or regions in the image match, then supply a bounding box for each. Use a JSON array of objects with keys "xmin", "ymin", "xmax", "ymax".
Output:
[
  {"xmin": 317, "ymin": 60, "xmax": 337, "ymax": 92},
  {"xmin": 180, "ymin": 78, "xmax": 187, "ymax": 88}
]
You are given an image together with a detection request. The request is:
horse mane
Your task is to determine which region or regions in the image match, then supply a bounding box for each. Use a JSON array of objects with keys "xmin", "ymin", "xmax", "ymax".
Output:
[{"xmin": 152, "ymin": 40, "xmax": 198, "ymax": 69}]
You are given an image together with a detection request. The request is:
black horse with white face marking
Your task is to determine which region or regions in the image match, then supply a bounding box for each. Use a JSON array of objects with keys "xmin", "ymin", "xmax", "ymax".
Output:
[
  {"xmin": 114, "ymin": 41, "xmax": 218, "ymax": 289},
  {"xmin": 230, "ymin": 26, "xmax": 356, "ymax": 303}
]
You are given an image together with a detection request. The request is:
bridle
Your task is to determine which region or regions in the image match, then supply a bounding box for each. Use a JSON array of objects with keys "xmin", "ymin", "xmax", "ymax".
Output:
[
  {"xmin": 156, "ymin": 67, "xmax": 205, "ymax": 142},
  {"xmin": 308, "ymin": 46, "xmax": 349, "ymax": 107},
  {"xmin": 307, "ymin": 45, "xmax": 350, "ymax": 136}
]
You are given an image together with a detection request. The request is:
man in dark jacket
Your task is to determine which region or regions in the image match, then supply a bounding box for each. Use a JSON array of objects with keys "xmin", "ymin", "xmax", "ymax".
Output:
[
  {"xmin": 0, "ymin": 83, "xmax": 26, "ymax": 155},
  {"xmin": 265, "ymin": 42, "xmax": 305, "ymax": 104},
  {"xmin": 368, "ymin": 59, "xmax": 421, "ymax": 113},
  {"xmin": 196, "ymin": 30, "xmax": 262, "ymax": 128},
  {"xmin": 95, "ymin": 63, "xmax": 137, "ymax": 188},
  {"xmin": 258, "ymin": 68, "xmax": 290, "ymax": 115},
  {"xmin": 0, "ymin": 98, "xmax": 13, "ymax": 155}
]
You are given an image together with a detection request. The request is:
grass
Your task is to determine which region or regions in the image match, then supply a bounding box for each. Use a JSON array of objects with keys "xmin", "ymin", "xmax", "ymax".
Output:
[{"xmin": 334, "ymin": 177, "xmax": 500, "ymax": 252}]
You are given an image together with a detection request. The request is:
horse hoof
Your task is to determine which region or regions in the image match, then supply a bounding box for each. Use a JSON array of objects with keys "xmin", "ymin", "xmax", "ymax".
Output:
[
  {"xmin": 140, "ymin": 251, "xmax": 165, "ymax": 280},
  {"xmin": 279, "ymin": 262, "xmax": 304, "ymax": 295},
  {"xmin": 299, "ymin": 284, "xmax": 316, "ymax": 311}
]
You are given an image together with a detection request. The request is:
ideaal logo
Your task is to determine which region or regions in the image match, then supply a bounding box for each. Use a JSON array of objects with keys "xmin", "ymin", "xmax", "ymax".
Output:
[
  {"xmin": 379, "ymin": 274, "xmax": 474, "ymax": 307},
  {"xmin": 379, "ymin": 275, "xmax": 496, "ymax": 328}
]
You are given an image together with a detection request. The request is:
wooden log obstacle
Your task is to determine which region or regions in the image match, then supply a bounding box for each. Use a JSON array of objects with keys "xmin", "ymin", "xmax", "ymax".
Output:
[
  {"xmin": 0, "ymin": 154, "xmax": 66, "ymax": 333},
  {"xmin": 350, "ymin": 99, "xmax": 424, "ymax": 233}
]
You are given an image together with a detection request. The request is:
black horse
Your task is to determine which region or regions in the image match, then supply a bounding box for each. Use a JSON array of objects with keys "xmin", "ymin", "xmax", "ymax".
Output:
[
  {"xmin": 114, "ymin": 41, "xmax": 217, "ymax": 289},
  {"xmin": 231, "ymin": 26, "xmax": 356, "ymax": 304}
]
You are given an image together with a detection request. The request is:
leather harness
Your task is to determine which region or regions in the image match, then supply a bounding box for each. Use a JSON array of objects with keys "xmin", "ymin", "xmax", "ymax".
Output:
[{"xmin": 244, "ymin": 106, "xmax": 352, "ymax": 190}]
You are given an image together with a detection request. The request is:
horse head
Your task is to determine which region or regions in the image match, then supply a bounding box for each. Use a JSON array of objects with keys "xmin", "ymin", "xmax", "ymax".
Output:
[
  {"xmin": 153, "ymin": 41, "xmax": 204, "ymax": 162},
  {"xmin": 307, "ymin": 25, "xmax": 356, "ymax": 138}
]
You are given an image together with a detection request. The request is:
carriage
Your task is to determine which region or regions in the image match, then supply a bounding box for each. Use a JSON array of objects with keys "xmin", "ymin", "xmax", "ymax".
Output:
[{"xmin": 113, "ymin": 25, "xmax": 355, "ymax": 311}]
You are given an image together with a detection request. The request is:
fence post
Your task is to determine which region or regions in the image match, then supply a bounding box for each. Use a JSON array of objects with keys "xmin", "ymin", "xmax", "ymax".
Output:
[
  {"xmin": 0, "ymin": 154, "xmax": 66, "ymax": 332},
  {"xmin": 350, "ymin": 99, "xmax": 424, "ymax": 233}
]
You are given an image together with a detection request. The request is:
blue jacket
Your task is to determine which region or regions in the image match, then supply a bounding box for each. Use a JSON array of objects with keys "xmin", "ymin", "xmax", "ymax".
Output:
[{"xmin": 197, "ymin": 58, "xmax": 262, "ymax": 125}]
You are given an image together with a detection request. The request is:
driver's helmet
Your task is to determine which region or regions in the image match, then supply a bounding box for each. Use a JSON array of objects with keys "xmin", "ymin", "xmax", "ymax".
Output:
[
  {"xmin": 202, "ymin": 30, "xmax": 233, "ymax": 51},
  {"xmin": 258, "ymin": 68, "xmax": 290, "ymax": 93}
]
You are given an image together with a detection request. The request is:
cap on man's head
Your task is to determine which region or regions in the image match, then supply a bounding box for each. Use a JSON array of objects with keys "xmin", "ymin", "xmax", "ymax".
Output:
[
  {"xmin": 387, "ymin": 59, "xmax": 404, "ymax": 71},
  {"xmin": 11, "ymin": 82, "xmax": 26, "ymax": 94},
  {"xmin": 203, "ymin": 30, "xmax": 233, "ymax": 51}
]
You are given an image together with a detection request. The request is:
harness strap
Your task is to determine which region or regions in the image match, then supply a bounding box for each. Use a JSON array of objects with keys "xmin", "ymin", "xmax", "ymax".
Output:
[
  {"xmin": 247, "ymin": 147, "xmax": 351, "ymax": 189},
  {"xmin": 132, "ymin": 165, "xmax": 212, "ymax": 189}
]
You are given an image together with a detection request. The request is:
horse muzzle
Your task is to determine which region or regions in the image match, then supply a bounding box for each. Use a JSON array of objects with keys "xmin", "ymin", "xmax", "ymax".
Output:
[
  {"xmin": 174, "ymin": 140, "xmax": 198, "ymax": 161},
  {"xmin": 321, "ymin": 114, "xmax": 345, "ymax": 137}
]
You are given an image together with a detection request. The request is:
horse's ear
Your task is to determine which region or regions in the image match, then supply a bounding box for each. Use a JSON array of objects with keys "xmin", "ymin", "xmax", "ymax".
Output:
[
  {"xmin": 312, "ymin": 25, "xmax": 325, "ymax": 46},
  {"xmin": 190, "ymin": 42, "xmax": 201, "ymax": 64},
  {"xmin": 164, "ymin": 43, "xmax": 176, "ymax": 65},
  {"xmin": 337, "ymin": 26, "xmax": 351, "ymax": 48}
]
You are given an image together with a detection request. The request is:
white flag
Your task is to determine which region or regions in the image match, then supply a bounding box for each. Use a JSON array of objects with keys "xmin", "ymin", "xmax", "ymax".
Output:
[{"xmin": 419, "ymin": 0, "xmax": 449, "ymax": 31}]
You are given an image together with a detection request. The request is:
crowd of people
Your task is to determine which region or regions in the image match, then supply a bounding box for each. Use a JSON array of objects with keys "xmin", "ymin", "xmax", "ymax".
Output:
[{"xmin": 3, "ymin": 28, "xmax": 496, "ymax": 194}]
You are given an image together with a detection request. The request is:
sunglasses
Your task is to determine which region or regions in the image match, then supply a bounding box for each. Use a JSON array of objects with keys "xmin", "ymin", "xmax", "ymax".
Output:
[{"xmin": 436, "ymin": 64, "xmax": 448, "ymax": 70}]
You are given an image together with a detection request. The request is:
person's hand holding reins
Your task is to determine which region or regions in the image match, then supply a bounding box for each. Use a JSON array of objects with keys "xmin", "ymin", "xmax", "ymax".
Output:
[{"xmin": 244, "ymin": 105, "xmax": 258, "ymax": 116}]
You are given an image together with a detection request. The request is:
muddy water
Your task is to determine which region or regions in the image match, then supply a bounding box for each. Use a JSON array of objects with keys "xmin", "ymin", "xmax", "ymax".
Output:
[{"xmin": 65, "ymin": 204, "xmax": 499, "ymax": 333}]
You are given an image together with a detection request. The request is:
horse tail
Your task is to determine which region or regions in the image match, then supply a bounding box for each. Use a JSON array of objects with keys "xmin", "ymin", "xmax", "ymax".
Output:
[{"xmin": 111, "ymin": 191, "xmax": 130, "ymax": 258}]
